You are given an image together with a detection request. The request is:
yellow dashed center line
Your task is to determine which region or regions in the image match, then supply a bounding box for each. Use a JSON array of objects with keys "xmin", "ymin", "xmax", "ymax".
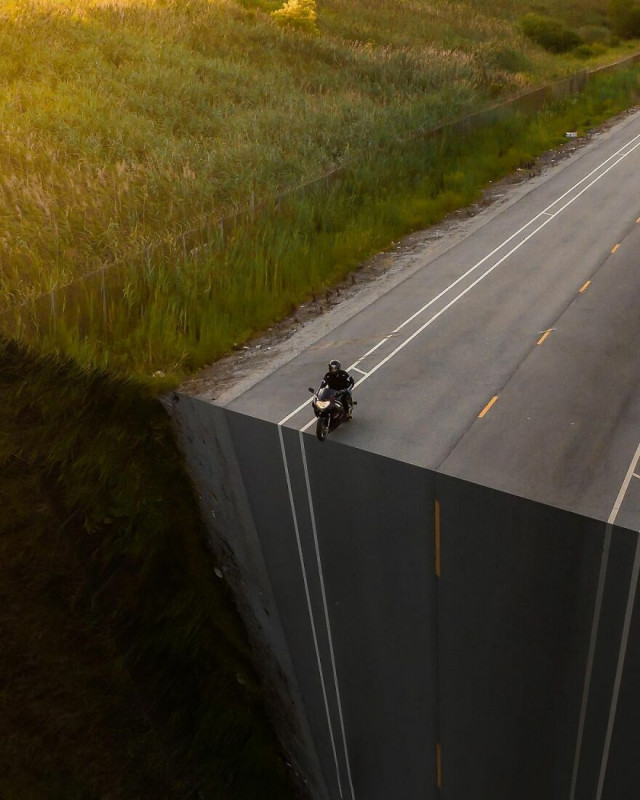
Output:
[
  {"xmin": 478, "ymin": 395, "xmax": 499, "ymax": 418},
  {"xmin": 612, "ymin": 243, "xmax": 621, "ymax": 253},
  {"xmin": 434, "ymin": 500, "xmax": 441, "ymax": 578},
  {"xmin": 537, "ymin": 329, "xmax": 552, "ymax": 346},
  {"xmin": 579, "ymin": 280, "xmax": 591, "ymax": 293}
]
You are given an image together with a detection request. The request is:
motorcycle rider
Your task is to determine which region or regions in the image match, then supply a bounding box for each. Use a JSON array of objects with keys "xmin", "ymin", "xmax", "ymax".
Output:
[{"xmin": 320, "ymin": 359, "xmax": 354, "ymax": 418}]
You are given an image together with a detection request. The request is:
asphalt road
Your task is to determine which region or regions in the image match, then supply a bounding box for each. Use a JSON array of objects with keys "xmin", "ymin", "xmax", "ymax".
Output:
[
  {"xmin": 228, "ymin": 108, "xmax": 640, "ymax": 529},
  {"xmin": 219, "ymin": 108, "xmax": 640, "ymax": 799}
]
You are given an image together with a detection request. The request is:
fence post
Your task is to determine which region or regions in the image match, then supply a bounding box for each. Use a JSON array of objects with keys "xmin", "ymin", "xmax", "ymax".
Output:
[{"xmin": 101, "ymin": 268, "xmax": 107, "ymax": 331}]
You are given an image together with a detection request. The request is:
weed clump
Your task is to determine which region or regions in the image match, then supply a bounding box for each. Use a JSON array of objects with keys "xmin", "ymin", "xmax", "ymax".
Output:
[
  {"xmin": 271, "ymin": 0, "xmax": 317, "ymax": 32},
  {"xmin": 573, "ymin": 42, "xmax": 608, "ymax": 59},
  {"xmin": 579, "ymin": 24, "xmax": 613, "ymax": 45},
  {"xmin": 610, "ymin": 0, "xmax": 640, "ymax": 38},
  {"xmin": 520, "ymin": 13, "xmax": 582, "ymax": 53}
]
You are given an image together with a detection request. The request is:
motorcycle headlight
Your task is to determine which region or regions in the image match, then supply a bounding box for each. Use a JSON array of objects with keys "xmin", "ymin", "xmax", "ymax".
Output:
[{"xmin": 315, "ymin": 400, "xmax": 330, "ymax": 410}]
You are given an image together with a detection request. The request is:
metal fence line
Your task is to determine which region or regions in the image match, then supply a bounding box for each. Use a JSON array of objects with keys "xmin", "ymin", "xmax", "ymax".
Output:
[{"xmin": 1, "ymin": 51, "xmax": 639, "ymax": 342}]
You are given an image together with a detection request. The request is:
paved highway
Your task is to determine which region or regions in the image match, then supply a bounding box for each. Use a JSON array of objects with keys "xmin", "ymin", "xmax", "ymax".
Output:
[
  {"xmin": 215, "ymin": 108, "xmax": 640, "ymax": 799},
  {"xmin": 227, "ymin": 109, "xmax": 640, "ymax": 528}
]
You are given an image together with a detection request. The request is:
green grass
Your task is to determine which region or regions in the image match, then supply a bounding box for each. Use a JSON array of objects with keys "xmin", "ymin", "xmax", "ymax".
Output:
[
  {"xmin": 0, "ymin": 0, "xmax": 637, "ymax": 311},
  {"xmin": 0, "ymin": 336, "xmax": 295, "ymax": 799},
  {"xmin": 1, "ymin": 2, "xmax": 638, "ymax": 379},
  {"xmin": 5, "ymin": 62, "xmax": 639, "ymax": 379}
]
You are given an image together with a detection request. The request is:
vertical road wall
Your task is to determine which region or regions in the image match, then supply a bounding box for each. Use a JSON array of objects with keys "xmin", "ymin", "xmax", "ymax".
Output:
[
  {"xmin": 171, "ymin": 397, "xmax": 640, "ymax": 800},
  {"xmin": 168, "ymin": 394, "xmax": 329, "ymax": 800}
]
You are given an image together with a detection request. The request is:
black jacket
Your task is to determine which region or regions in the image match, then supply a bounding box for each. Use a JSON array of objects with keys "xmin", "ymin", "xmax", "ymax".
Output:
[{"xmin": 321, "ymin": 369, "xmax": 354, "ymax": 392}]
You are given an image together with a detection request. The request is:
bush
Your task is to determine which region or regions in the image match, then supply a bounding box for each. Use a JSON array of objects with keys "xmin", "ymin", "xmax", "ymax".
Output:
[
  {"xmin": 520, "ymin": 13, "xmax": 583, "ymax": 53},
  {"xmin": 573, "ymin": 44, "xmax": 603, "ymax": 59},
  {"xmin": 484, "ymin": 45, "xmax": 532, "ymax": 74},
  {"xmin": 579, "ymin": 24, "xmax": 612, "ymax": 44},
  {"xmin": 271, "ymin": 0, "xmax": 318, "ymax": 32},
  {"xmin": 591, "ymin": 42, "xmax": 609, "ymax": 56},
  {"xmin": 610, "ymin": 0, "xmax": 640, "ymax": 38}
]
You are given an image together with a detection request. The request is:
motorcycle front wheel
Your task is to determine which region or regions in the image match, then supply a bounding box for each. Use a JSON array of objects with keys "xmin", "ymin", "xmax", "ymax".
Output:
[{"xmin": 316, "ymin": 417, "xmax": 329, "ymax": 442}]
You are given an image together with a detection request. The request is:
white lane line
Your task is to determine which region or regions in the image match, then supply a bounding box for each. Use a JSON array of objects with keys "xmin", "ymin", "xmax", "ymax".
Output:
[
  {"xmin": 277, "ymin": 129, "xmax": 640, "ymax": 799},
  {"xmin": 352, "ymin": 367, "xmax": 368, "ymax": 376},
  {"xmin": 569, "ymin": 532, "xmax": 613, "ymax": 800},
  {"xmin": 277, "ymin": 426, "xmax": 344, "ymax": 798},
  {"xmin": 569, "ymin": 441, "xmax": 640, "ymax": 800},
  {"xmin": 595, "ymin": 441, "xmax": 640, "ymax": 799},
  {"xmin": 279, "ymin": 131, "xmax": 640, "ymax": 429},
  {"xmin": 351, "ymin": 137, "xmax": 640, "ymax": 387},
  {"xmin": 299, "ymin": 432, "xmax": 356, "ymax": 800},
  {"xmin": 380, "ymin": 133, "xmax": 640, "ymax": 340},
  {"xmin": 608, "ymin": 444, "xmax": 640, "ymax": 521},
  {"xmin": 301, "ymin": 414, "xmax": 319, "ymax": 434},
  {"xmin": 352, "ymin": 336, "xmax": 392, "ymax": 367},
  {"xmin": 596, "ymin": 536, "xmax": 640, "ymax": 799},
  {"xmin": 352, "ymin": 135, "xmax": 639, "ymax": 392}
]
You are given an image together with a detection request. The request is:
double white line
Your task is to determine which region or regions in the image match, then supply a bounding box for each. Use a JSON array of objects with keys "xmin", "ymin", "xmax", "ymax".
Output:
[
  {"xmin": 280, "ymin": 130, "xmax": 640, "ymax": 430},
  {"xmin": 277, "ymin": 129, "xmax": 640, "ymax": 800},
  {"xmin": 277, "ymin": 426, "xmax": 355, "ymax": 800},
  {"xmin": 570, "ymin": 442, "xmax": 640, "ymax": 800}
]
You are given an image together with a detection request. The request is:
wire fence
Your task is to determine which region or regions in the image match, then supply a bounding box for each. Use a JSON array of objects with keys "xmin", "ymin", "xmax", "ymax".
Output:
[{"xmin": 2, "ymin": 51, "xmax": 639, "ymax": 348}]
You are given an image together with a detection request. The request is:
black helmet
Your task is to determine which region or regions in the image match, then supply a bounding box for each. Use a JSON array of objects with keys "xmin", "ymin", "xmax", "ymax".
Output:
[{"xmin": 328, "ymin": 359, "xmax": 341, "ymax": 373}]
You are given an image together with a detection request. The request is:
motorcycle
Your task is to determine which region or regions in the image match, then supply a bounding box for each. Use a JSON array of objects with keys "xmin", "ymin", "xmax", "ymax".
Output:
[{"xmin": 308, "ymin": 386, "xmax": 355, "ymax": 441}]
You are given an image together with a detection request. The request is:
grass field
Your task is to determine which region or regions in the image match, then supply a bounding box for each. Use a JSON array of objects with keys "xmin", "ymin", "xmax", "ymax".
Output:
[
  {"xmin": 5, "ymin": 60, "xmax": 640, "ymax": 377},
  {"xmin": 1, "ymin": 1, "xmax": 638, "ymax": 378}
]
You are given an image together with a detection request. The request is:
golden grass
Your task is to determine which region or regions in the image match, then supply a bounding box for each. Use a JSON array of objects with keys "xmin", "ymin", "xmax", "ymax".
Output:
[
  {"xmin": 1, "ymin": 0, "xmax": 631, "ymax": 303},
  {"xmin": 0, "ymin": 1, "xmax": 637, "ymax": 375}
]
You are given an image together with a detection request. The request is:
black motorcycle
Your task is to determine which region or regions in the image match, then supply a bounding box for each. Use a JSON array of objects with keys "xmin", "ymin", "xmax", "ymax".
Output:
[{"xmin": 308, "ymin": 386, "xmax": 355, "ymax": 441}]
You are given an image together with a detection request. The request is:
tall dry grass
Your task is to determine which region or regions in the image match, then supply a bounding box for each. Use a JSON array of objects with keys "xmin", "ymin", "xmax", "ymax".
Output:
[
  {"xmin": 1, "ymin": 0, "xmax": 630, "ymax": 302},
  {"xmin": 0, "ymin": 0, "xmax": 638, "ymax": 375},
  {"xmin": 4, "ymin": 64, "xmax": 637, "ymax": 377}
]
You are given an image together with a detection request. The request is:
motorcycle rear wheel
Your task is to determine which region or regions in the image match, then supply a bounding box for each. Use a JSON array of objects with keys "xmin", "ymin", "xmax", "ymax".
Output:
[{"xmin": 316, "ymin": 417, "xmax": 329, "ymax": 442}]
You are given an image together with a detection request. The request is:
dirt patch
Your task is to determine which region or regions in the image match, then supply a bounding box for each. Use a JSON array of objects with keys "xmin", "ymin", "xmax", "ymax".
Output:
[{"xmin": 178, "ymin": 108, "xmax": 637, "ymax": 403}]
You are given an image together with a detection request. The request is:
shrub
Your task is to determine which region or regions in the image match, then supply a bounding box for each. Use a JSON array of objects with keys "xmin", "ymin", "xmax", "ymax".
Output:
[
  {"xmin": 573, "ymin": 42, "xmax": 608, "ymax": 58},
  {"xmin": 609, "ymin": 0, "xmax": 640, "ymax": 38},
  {"xmin": 574, "ymin": 44, "xmax": 595, "ymax": 58},
  {"xmin": 271, "ymin": 0, "xmax": 318, "ymax": 32},
  {"xmin": 579, "ymin": 24, "xmax": 612, "ymax": 44},
  {"xmin": 520, "ymin": 13, "xmax": 583, "ymax": 53},
  {"xmin": 484, "ymin": 45, "xmax": 532, "ymax": 74}
]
